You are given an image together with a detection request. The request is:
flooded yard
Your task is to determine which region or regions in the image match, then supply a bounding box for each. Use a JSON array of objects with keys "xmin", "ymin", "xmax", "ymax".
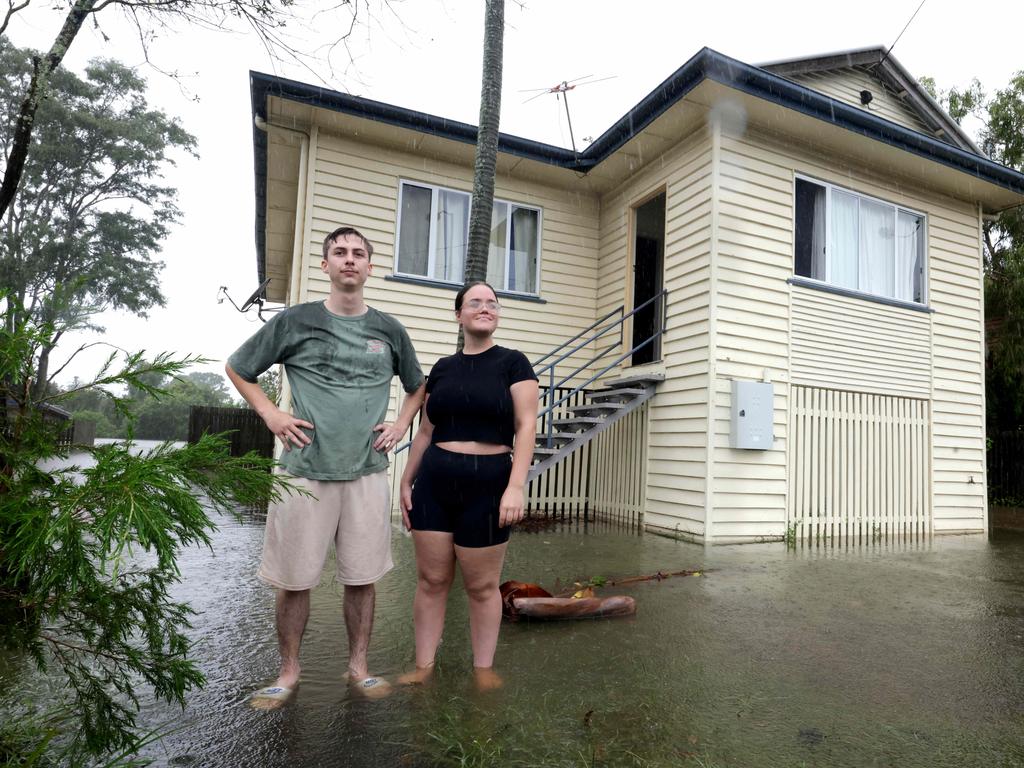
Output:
[{"xmin": 116, "ymin": 512, "xmax": 1024, "ymax": 767}]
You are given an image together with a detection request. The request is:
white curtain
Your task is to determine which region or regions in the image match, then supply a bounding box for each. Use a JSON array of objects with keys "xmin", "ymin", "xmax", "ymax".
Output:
[
  {"xmin": 435, "ymin": 190, "xmax": 469, "ymax": 282},
  {"xmin": 487, "ymin": 202, "xmax": 508, "ymax": 288},
  {"xmin": 829, "ymin": 190, "xmax": 859, "ymax": 290},
  {"xmin": 398, "ymin": 184, "xmax": 432, "ymax": 276},
  {"xmin": 509, "ymin": 207, "xmax": 539, "ymax": 293},
  {"xmin": 896, "ymin": 211, "xmax": 923, "ymax": 302},
  {"xmin": 859, "ymin": 198, "xmax": 894, "ymax": 297}
]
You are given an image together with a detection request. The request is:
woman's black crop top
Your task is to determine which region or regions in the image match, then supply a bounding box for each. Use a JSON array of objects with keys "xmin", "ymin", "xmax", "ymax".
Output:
[{"xmin": 425, "ymin": 345, "xmax": 537, "ymax": 446}]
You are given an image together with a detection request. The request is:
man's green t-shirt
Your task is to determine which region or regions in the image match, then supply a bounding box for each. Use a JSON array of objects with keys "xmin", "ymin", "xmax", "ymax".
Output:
[{"xmin": 228, "ymin": 302, "xmax": 424, "ymax": 481}]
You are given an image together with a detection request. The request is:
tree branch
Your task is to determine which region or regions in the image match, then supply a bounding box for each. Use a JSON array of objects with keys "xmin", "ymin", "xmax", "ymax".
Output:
[{"xmin": 0, "ymin": 0, "xmax": 31, "ymax": 37}]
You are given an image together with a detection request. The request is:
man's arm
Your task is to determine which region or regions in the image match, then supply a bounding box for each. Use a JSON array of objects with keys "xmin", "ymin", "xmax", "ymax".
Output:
[
  {"xmin": 372, "ymin": 381, "xmax": 426, "ymax": 452},
  {"xmin": 225, "ymin": 363, "xmax": 314, "ymax": 452}
]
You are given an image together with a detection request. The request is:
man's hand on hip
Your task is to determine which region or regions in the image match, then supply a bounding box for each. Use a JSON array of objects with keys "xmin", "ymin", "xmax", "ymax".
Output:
[{"xmin": 263, "ymin": 408, "xmax": 314, "ymax": 451}]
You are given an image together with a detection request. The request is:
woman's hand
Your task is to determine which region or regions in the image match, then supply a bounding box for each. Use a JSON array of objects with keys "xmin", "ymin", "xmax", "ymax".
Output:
[
  {"xmin": 400, "ymin": 479, "xmax": 414, "ymax": 531},
  {"xmin": 498, "ymin": 484, "xmax": 525, "ymax": 528}
]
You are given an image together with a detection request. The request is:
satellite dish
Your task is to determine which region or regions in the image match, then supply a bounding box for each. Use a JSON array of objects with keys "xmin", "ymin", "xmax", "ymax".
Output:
[
  {"xmin": 218, "ymin": 278, "xmax": 281, "ymax": 323},
  {"xmin": 240, "ymin": 278, "xmax": 272, "ymax": 311}
]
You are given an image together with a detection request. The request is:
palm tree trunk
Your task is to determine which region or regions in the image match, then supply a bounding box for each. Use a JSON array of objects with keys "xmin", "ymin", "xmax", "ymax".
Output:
[{"xmin": 463, "ymin": 0, "xmax": 504, "ymax": 287}]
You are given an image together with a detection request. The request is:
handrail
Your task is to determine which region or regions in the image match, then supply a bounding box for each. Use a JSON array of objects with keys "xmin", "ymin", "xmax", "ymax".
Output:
[{"xmin": 531, "ymin": 303, "xmax": 624, "ymax": 372}]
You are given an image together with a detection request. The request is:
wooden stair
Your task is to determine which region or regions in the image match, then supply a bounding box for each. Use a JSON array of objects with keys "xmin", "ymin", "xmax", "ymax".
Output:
[{"xmin": 528, "ymin": 372, "xmax": 664, "ymax": 480}]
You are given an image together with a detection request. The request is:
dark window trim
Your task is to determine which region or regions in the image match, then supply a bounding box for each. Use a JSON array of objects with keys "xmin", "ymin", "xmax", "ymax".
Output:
[
  {"xmin": 384, "ymin": 273, "xmax": 547, "ymax": 304},
  {"xmin": 788, "ymin": 276, "xmax": 934, "ymax": 313}
]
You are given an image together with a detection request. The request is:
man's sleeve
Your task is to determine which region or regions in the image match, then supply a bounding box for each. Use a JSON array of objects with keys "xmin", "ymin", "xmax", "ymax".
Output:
[
  {"xmin": 392, "ymin": 323, "xmax": 425, "ymax": 393},
  {"xmin": 226, "ymin": 312, "xmax": 289, "ymax": 383}
]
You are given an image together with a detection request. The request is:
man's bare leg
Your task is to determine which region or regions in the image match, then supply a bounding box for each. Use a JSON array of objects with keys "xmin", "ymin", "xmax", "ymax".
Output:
[
  {"xmin": 251, "ymin": 588, "xmax": 308, "ymax": 709},
  {"xmin": 344, "ymin": 583, "xmax": 376, "ymax": 679},
  {"xmin": 343, "ymin": 583, "xmax": 392, "ymax": 698},
  {"xmin": 276, "ymin": 588, "xmax": 309, "ymax": 688}
]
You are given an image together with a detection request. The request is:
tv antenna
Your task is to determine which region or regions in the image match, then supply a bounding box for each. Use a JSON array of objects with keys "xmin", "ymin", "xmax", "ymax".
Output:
[
  {"xmin": 520, "ymin": 74, "xmax": 616, "ymax": 156},
  {"xmin": 218, "ymin": 278, "xmax": 281, "ymax": 323}
]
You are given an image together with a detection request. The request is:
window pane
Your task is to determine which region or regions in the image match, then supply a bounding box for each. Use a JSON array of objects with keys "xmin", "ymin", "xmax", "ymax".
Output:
[
  {"xmin": 397, "ymin": 184, "xmax": 431, "ymax": 276},
  {"xmin": 829, "ymin": 190, "xmax": 859, "ymax": 290},
  {"xmin": 897, "ymin": 211, "xmax": 924, "ymax": 303},
  {"xmin": 794, "ymin": 179, "xmax": 826, "ymax": 280},
  {"xmin": 859, "ymin": 198, "xmax": 895, "ymax": 297},
  {"xmin": 487, "ymin": 201, "xmax": 509, "ymax": 288},
  {"xmin": 434, "ymin": 190, "xmax": 469, "ymax": 282},
  {"xmin": 509, "ymin": 207, "xmax": 539, "ymax": 293}
]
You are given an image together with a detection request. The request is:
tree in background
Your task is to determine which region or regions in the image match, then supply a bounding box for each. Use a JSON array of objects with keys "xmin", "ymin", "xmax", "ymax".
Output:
[
  {"xmin": 923, "ymin": 74, "xmax": 1024, "ymax": 431},
  {"xmin": 0, "ymin": 0, "xmax": 411, "ymax": 223},
  {"xmin": 0, "ymin": 298, "xmax": 293, "ymax": 764},
  {"xmin": 0, "ymin": 41, "xmax": 195, "ymax": 396}
]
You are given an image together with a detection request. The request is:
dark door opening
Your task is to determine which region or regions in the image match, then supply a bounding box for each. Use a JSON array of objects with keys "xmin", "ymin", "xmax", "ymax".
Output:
[{"xmin": 631, "ymin": 193, "xmax": 665, "ymax": 366}]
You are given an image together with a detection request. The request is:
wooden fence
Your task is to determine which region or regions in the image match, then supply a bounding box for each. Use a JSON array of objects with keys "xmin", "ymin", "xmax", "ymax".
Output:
[
  {"xmin": 989, "ymin": 430, "xmax": 1024, "ymax": 505},
  {"xmin": 188, "ymin": 406, "xmax": 275, "ymax": 459},
  {"xmin": 788, "ymin": 385, "xmax": 930, "ymax": 541}
]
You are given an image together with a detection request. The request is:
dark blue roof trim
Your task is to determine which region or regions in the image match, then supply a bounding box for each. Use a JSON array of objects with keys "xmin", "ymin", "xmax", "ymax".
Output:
[{"xmin": 251, "ymin": 48, "xmax": 1024, "ymax": 278}]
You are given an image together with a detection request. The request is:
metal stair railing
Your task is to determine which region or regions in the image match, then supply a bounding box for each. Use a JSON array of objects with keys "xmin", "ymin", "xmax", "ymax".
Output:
[{"xmin": 534, "ymin": 288, "xmax": 668, "ymax": 448}]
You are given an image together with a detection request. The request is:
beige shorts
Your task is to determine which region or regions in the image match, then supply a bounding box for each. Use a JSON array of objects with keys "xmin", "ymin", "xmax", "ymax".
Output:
[{"xmin": 257, "ymin": 471, "xmax": 393, "ymax": 590}]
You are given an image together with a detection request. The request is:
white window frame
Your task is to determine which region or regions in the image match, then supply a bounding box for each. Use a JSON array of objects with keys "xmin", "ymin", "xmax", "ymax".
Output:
[
  {"xmin": 394, "ymin": 179, "xmax": 543, "ymax": 296},
  {"xmin": 794, "ymin": 173, "xmax": 929, "ymax": 307}
]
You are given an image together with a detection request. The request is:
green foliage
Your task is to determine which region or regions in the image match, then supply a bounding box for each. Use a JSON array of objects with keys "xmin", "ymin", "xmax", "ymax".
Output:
[
  {"xmin": 0, "ymin": 38, "xmax": 196, "ymax": 390},
  {"xmin": 0, "ymin": 300, "xmax": 293, "ymax": 764}
]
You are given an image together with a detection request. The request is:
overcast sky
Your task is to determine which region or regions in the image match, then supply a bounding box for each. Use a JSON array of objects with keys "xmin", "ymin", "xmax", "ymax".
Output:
[{"xmin": 7, "ymin": 0, "xmax": 1024, "ymax": 385}]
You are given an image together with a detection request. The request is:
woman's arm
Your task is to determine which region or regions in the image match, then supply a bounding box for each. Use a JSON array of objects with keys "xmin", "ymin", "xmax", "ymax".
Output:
[
  {"xmin": 399, "ymin": 397, "xmax": 434, "ymax": 529},
  {"xmin": 499, "ymin": 379, "xmax": 540, "ymax": 527}
]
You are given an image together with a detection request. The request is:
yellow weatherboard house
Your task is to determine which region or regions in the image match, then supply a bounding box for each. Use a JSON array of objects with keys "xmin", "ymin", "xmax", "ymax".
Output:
[{"xmin": 247, "ymin": 46, "xmax": 1024, "ymax": 544}]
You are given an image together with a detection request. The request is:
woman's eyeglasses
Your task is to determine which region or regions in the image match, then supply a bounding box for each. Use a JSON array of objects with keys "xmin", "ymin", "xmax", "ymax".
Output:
[{"xmin": 463, "ymin": 299, "xmax": 501, "ymax": 311}]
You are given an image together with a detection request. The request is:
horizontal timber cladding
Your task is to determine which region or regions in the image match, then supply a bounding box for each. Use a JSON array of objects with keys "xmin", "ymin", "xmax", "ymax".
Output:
[
  {"xmin": 715, "ymin": 128, "xmax": 986, "ymax": 536},
  {"xmin": 782, "ymin": 67, "xmax": 933, "ymax": 136},
  {"xmin": 597, "ymin": 128, "xmax": 713, "ymax": 535},
  {"xmin": 305, "ymin": 129, "xmax": 602, "ymax": 378},
  {"xmin": 788, "ymin": 385, "xmax": 930, "ymax": 541}
]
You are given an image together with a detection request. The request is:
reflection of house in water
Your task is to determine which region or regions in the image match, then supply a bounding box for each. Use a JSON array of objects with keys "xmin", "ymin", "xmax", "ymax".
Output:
[{"xmin": 246, "ymin": 47, "xmax": 1024, "ymax": 544}]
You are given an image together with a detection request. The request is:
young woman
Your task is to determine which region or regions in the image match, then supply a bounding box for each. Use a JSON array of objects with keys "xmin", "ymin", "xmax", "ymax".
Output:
[{"xmin": 399, "ymin": 281, "xmax": 538, "ymax": 690}]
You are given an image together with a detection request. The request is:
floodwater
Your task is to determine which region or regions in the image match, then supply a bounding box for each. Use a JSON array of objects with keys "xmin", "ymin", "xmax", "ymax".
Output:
[
  {"xmin": 126, "ymin": 514, "xmax": 1023, "ymax": 767},
  {"xmin": 9, "ymin": 444, "xmax": 1024, "ymax": 766}
]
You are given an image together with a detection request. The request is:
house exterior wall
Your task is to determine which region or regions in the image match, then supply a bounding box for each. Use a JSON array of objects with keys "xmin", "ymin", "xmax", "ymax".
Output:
[
  {"xmin": 274, "ymin": 96, "xmax": 988, "ymax": 541},
  {"xmin": 704, "ymin": 126, "xmax": 986, "ymax": 541},
  {"xmin": 783, "ymin": 67, "xmax": 933, "ymax": 136},
  {"xmin": 300, "ymin": 130, "xmax": 603, "ymax": 375},
  {"xmin": 597, "ymin": 130, "xmax": 714, "ymax": 536}
]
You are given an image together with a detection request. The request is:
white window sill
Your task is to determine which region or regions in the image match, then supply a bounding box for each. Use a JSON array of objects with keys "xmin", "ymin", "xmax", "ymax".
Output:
[
  {"xmin": 787, "ymin": 276, "xmax": 933, "ymax": 314},
  {"xmin": 385, "ymin": 273, "xmax": 547, "ymax": 304}
]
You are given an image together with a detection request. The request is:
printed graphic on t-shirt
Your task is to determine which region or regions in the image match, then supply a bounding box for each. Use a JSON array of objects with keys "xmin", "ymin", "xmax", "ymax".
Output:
[{"xmin": 366, "ymin": 339, "xmax": 387, "ymax": 354}]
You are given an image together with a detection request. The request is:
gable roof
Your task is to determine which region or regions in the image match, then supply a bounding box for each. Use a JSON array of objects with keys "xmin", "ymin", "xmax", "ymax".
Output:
[
  {"xmin": 757, "ymin": 46, "xmax": 980, "ymax": 154},
  {"xmin": 250, "ymin": 47, "xmax": 1024, "ymax": 281}
]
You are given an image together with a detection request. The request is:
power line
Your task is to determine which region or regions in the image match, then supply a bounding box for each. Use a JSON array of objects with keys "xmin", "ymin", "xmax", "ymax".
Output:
[{"xmin": 877, "ymin": 0, "xmax": 928, "ymax": 71}]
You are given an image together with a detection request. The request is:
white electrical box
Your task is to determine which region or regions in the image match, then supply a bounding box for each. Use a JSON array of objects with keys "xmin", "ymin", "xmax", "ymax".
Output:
[{"xmin": 730, "ymin": 380, "xmax": 774, "ymax": 450}]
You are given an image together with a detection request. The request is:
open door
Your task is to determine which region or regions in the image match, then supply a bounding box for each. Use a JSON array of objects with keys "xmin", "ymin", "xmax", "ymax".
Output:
[{"xmin": 631, "ymin": 193, "xmax": 665, "ymax": 366}]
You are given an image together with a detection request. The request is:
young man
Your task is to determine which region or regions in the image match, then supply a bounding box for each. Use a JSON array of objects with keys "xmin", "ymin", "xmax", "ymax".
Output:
[{"xmin": 226, "ymin": 226, "xmax": 425, "ymax": 707}]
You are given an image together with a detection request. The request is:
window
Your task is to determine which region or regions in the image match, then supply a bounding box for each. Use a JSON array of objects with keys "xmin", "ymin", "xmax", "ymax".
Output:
[
  {"xmin": 395, "ymin": 181, "xmax": 541, "ymax": 294},
  {"xmin": 794, "ymin": 177, "xmax": 926, "ymax": 304}
]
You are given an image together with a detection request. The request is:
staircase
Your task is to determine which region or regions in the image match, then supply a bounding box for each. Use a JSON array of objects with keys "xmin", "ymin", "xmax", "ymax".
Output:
[{"xmin": 529, "ymin": 372, "xmax": 663, "ymax": 480}]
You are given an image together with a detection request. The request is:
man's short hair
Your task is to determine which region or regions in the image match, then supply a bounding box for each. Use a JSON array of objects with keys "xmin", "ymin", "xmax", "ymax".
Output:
[{"xmin": 322, "ymin": 227, "xmax": 374, "ymax": 260}]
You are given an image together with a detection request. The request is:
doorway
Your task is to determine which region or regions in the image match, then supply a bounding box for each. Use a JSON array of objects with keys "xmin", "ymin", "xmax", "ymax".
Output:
[{"xmin": 631, "ymin": 193, "xmax": 665, "ymax": 366}]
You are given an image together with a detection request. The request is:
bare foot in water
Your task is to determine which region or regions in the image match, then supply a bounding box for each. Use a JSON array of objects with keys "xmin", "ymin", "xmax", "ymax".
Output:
[
  {"xmin": 397, "ymin": 662, "xmax": 435, "ymax": 685},
  {"xmin": 473, "ymin": 666, "xmax": 503, "ymax": 692}
]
